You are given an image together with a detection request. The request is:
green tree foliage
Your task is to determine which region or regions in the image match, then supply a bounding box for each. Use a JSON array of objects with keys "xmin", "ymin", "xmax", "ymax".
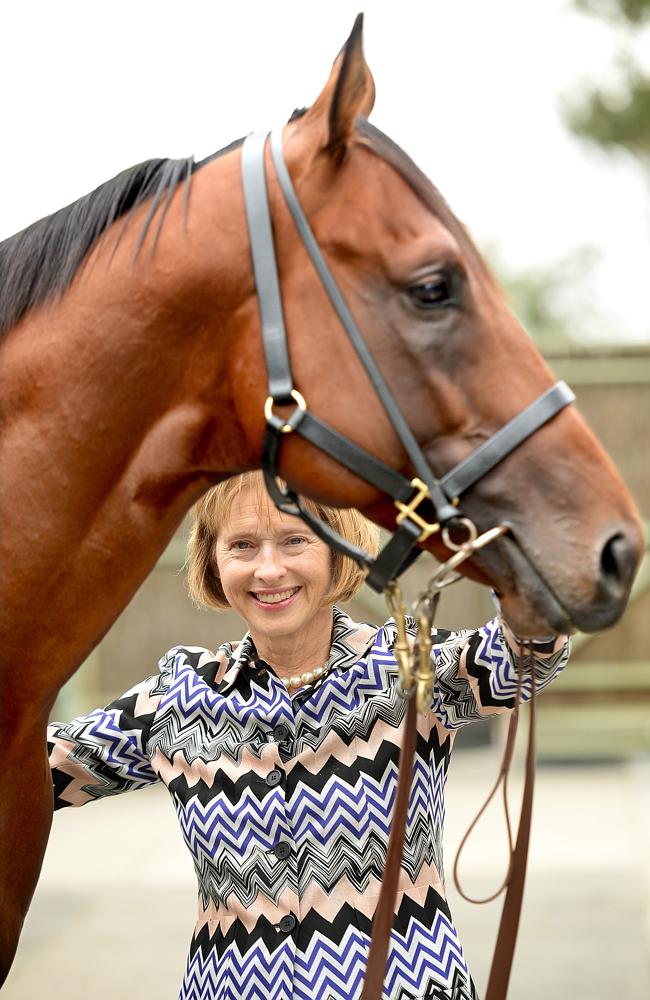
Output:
[
  {"xmin": 565, "ymin": 0, "xmax": 650, "ymax": 165},
  {"xmin": 484, "ymin": 3, "xmax": 650, "ymax": 356},
  {"xmin": 575, "ymin": 0, "xmax": 650, "ymax": 25}
]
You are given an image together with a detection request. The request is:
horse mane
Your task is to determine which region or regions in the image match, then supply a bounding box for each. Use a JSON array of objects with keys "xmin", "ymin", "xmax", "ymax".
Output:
[
  {"xmin": 0, "ymin": 114, "xmax": 493, "ymax": 340},
  {"xmin": 0, "ymin": 138, "xmax": 244, "ymax": 338}
]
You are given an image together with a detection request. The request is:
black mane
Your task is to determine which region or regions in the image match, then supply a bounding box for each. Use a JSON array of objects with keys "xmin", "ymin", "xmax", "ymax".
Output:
[
  {"xmin": 0, "ymin": 138, "xmax": 243, "ymax": 337},
  {"xmin": 0, "ymin": 114, "xmax": 487, "ymax": 339}
]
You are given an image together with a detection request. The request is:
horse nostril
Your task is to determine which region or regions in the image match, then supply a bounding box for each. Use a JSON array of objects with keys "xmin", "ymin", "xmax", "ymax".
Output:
[
  {"xmin": 599, "ymin": 532, "xmax": 638, "ymax": 593},
  {"xmin": 570, "ymin": 529, "xmax": 641, "ymax": 632}
]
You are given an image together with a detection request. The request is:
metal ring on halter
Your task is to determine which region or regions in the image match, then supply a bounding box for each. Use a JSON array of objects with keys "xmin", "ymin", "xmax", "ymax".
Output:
[
  {"xmin": 264, "ymin": 389, "xmax": 307, "ymax": 433},
  {"xmin": 442, "ymin": 517, "xmax": 478, "ymax": 552},
  {"xmin": 428, "ymin": 524, "xmax": 511, "ymax": 592}
]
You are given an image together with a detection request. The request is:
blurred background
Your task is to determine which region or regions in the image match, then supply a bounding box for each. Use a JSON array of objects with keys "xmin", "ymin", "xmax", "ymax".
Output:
[{"xmin": 2, "ymin": 0, "xmax": 649, "ymax": 997}]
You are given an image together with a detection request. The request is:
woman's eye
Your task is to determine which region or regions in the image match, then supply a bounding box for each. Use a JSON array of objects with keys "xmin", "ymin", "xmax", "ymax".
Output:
[
  {"xmin": 232, "ymin": 540, "xmax": 252, "ymax": 551},
  {"xmin": 407, "ymin": 275, "xmax": 454, "ymax": 310},
  {"xmin": 287, "ymin": 536, "xmax": 306, "ymax": 546}
]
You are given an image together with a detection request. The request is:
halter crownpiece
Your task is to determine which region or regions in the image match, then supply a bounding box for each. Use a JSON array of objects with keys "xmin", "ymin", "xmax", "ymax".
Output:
[{"xmin": 241, "ymin": 129, "xmax": 575, "ymax": 593}]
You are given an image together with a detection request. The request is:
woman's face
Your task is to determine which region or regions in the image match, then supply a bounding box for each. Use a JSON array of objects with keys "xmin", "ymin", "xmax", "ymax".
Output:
[{"xmin": 215, "ymin": 487, "xmax": 333, "ymax": 643}]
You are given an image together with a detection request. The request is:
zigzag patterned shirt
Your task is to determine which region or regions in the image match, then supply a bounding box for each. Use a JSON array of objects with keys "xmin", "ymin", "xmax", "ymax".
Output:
[{"xmin": 47, "ymin": 609, "xmax": 569, "ymax": 1000}]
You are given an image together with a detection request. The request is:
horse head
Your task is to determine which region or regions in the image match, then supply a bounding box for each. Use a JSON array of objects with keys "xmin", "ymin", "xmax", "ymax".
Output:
[{"xmin": 224, "ymin": 15, "xmax": 642, "ymax": 637}]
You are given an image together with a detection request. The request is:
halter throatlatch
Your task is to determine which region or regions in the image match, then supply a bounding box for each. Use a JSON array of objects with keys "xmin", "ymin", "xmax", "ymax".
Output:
[{"xmin": 241, "ymin": 128, "xmax": 575, "ymax": 593}]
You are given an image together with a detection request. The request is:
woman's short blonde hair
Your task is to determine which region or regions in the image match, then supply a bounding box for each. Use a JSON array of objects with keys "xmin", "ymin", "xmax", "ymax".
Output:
[{"xmin": 187, "ymin": 471, "xmax": 380, "ymax": 611}]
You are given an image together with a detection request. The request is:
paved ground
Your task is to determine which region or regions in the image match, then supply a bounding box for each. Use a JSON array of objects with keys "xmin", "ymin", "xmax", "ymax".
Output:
[{"xmin": 3, "ymin": 744, "xmax": 650, "ymax": 1000}]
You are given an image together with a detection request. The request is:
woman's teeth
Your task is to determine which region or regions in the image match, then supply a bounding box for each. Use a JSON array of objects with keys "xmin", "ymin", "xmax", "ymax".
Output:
[{"xmin": 253, "ymin": 588, "xmax": 299, "ymax": 604}]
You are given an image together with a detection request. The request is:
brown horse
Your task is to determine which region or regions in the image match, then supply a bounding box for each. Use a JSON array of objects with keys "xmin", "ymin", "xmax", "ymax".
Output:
[{"xmin": 0, "ymin": 14, "xmax": 642, "ymax": 985}]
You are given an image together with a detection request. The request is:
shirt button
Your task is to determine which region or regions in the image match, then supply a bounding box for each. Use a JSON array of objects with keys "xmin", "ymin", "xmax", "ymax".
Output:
[
  {"xmin": 266, "ymin": 769, "xmax": 283, "ymax": 787},
  {"xmin": 273, "ymin": 841, "xmax": 291, "ymax": 860},
  {"xmin": 273, "ymin": 723, "xmax": 290, "ymax": 742},
  {"xmin": 279, "ymin": 914, "xmax": 297, "ymax": 934}
]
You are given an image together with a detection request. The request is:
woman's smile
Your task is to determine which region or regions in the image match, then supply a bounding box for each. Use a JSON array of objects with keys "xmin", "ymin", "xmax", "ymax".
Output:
[{"xmin": 250, "ymin": 586, "xmax": 301, "ymax": 608}]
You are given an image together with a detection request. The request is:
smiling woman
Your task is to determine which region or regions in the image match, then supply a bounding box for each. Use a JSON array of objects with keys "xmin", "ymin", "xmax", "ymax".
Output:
[
  {"xmin": 188, "ymin": 472, "xmax": 379, "ymax": 610},
  {"xmin": 187, "ymin": 472, "xmax": 379, "ymax": 687},
  {"xmin": 45, "ymin": 470, "xmax": 572, "ymax": 1000}
]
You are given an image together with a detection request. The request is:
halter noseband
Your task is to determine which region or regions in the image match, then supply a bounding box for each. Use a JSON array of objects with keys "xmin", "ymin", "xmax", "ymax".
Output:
[{"xmin": 241, "ymin": 128, "xmax": 574, "ymax": 591}]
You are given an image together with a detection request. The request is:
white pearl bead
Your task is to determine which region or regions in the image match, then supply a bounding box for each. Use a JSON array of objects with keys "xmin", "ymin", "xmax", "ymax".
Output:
[{"xmin": 280, "ymin": 664, "xmax": 331, "ymax": 691}]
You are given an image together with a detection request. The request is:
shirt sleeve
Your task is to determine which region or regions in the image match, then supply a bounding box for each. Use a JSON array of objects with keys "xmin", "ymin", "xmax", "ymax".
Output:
[
  {"xmin": 431, "ymin": 617, "xmax": 570, "ymax": 730},
  {"xmin": 47, "ymin": 651, "xmax": 175, "ymax": 810}
]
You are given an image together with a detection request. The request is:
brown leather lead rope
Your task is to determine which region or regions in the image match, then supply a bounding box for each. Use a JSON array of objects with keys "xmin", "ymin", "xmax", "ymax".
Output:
[
  {"xmin": 361, "ymin": 695, "xmax": 417, "ymax": 1000},
  {"xmin": 453, "ymin": 641, "xmax": 538, "ymax": 1000},
  {"xmin": 363, "ymin": 640, "xmax": 537, "ymax": 1000},
  {"xmin": 453, "ymin": 642, "xmax": 528, "ymax": 906},
  {"xmin": 484, "ymin": 645, "xmax": 537, "ymax": 1000}
]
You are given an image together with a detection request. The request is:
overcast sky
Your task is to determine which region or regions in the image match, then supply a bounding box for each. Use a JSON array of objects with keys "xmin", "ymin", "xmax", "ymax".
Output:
[{"xmin": 1, "ymin": 0, "xmax": 648, "ymax": 344}]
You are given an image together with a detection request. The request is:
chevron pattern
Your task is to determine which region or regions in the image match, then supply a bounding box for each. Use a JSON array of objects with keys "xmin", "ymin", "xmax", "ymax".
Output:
[
  {"xmin": 180, "ymin": 909, "xmax": 478, "ymax": 1000},
  {"xmin": 48, "ymin": 608, "xmax": 568, "ymax": 998}
]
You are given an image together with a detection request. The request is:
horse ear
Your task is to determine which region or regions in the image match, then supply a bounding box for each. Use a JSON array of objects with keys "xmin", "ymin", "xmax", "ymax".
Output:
[
  {"xmin": 306, "ymin": 14, "xmax": 375, "ymax": 162},
  {"xmin": 326, "ymin": 14, "xmax": 375, "ymax": 158}
]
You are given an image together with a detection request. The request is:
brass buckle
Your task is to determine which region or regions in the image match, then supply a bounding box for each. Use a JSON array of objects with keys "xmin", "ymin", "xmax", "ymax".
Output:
[
  {"xmin": 394, "ymin": 477, "xmax": 458, "ymax": 542},
  {"xmin": 264, "ymin": 389, "xmax": 307, "ymax": 434}
]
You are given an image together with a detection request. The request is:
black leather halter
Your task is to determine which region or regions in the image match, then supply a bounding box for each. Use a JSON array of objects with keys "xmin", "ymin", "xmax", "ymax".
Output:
[{"xmin": 241, "ymin": 128, "xmax": 575, "ymax": 591}]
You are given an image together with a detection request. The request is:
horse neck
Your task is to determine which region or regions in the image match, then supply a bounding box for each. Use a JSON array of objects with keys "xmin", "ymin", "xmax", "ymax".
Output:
[
  {"xmin": 3, "ymin": 150, "xmax": 262, "ymax": 501},
  {"xmin": 0, "ymin": 150, "xmax": 266, "ymax": 689}
]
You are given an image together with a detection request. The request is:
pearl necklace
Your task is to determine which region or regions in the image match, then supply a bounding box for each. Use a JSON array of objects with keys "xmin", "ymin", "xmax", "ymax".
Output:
[{"xmin": 281, "ymin": 663, "xmax": 331, "ymax": 690}]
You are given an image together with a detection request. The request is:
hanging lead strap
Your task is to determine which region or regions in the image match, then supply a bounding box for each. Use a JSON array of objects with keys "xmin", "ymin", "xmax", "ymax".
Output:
[
  {"xmin": 361, "ymin": 694, "xmax": 417, "ymax": 1000},
  {"xmin": 485, "ymin": 647, "xmax": 537, "ymax": 1000}
]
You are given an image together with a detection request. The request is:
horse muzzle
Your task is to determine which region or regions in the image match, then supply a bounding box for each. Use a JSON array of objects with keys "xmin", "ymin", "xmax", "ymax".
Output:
[{"xmin": 474, "ymin": 517, "xmax": 644, "ymax": 636}]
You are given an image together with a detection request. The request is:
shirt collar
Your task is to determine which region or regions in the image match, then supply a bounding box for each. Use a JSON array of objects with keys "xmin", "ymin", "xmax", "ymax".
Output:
[{"xmin": 215, "ymin": 607, "xmax": 377, "ymax": 694}]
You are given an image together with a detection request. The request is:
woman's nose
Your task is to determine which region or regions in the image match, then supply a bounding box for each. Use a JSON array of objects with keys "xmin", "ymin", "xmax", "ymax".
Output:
[{"xmin": 253, "ymin": 544, "xmax": 287, "ymax": 581}]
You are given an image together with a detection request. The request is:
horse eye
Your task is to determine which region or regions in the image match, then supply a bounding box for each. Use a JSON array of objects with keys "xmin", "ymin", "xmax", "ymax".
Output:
[{"xmin": 407, "ymin": 275, "xmax": 454, "ymax": 309}]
